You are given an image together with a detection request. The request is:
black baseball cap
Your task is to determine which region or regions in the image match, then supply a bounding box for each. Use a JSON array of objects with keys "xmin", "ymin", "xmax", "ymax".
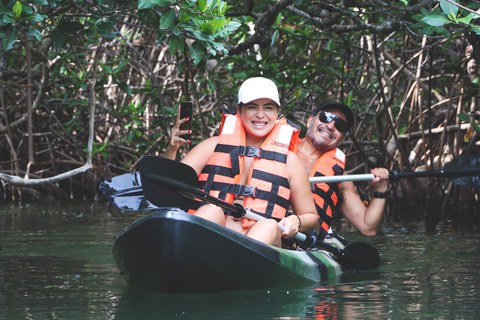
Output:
[{"xmin": 313, "ymin": 102, "xmax": 355, "ymax": 129}]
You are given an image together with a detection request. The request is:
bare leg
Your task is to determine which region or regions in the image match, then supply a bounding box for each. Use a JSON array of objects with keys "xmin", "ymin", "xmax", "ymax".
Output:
[
  {"xmin": 194, "ymin": 204, "xmax": 226, "ymax": 226},
  {"xmin": 245, "ymin": 219, "xmax": 282, "ymax": 247}
]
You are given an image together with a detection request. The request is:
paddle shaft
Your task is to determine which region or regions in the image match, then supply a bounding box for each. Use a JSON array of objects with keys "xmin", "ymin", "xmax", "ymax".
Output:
[
  {"xmin": 309, "ymin": 166, "xmax": 480, "ymax": 184},
  {"xmin": 103, "ymin": 155, "xmax": 480, "ymax": 200}
]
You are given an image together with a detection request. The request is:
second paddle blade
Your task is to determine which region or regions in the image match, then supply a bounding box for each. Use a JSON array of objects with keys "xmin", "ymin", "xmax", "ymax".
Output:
[
  {"xmin": 337, "ymin": 242, "xmax": 381, "ymax": 271},
  {"xmin": 140, "ymin": 156, "xmax": 199, "ymax": 210}
]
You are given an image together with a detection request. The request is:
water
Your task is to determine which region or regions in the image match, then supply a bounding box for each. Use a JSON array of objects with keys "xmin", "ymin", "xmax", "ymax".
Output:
[{"xmin": 1, "ymin": 203, "xmax": 479, "ymax": 319}]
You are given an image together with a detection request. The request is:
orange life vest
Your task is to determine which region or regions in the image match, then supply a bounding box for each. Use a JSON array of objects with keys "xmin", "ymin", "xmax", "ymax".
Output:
[
  {"xmin": 309, "ymin": 148, "xmax": 345, "ymax": 239},
  {"xmin": 198, "ymin": 113, "xmax": 300, "ymax": 226}
]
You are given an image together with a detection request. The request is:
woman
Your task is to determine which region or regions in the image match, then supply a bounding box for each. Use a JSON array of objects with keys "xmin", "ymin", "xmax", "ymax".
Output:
[{"xmin": 167, "ymin": 77, "xmax": 317, "ymax": 247}]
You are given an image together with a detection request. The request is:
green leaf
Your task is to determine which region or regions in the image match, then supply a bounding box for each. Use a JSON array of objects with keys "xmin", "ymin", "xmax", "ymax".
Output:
[
  {"xmin": 91, "ymin": 10, "xmax": 104, "ymax": 20},
  {"xmin": 456, "ymin": 113, "xmax": 470, "ymax": 122},
  {"xmin": 0, "ymin": 4, "xmax": 13, "ymax": 16},
  {"xmin": 32, "ymin": 13, "xmax": 46, "ymax": 23},
  {"xmin": 113, "ymin": 60, "xmax": 130, "ymax": 75},
  {"xmin": 21, "ymin": 4, "xmax": 33, "ymax": 15},
  {"xmin": 471, "ymin": 24, "xmax": 480, "ymax": 35},
  {"xmin": 200, "ymin": 18, "xmax": 225, "ymax": 35},
  {"xmin": 58, "ymin": 20, "xmax": 84, "ymax": 33},
  {"xmin": 440, "ymin": 0, "xmax": 458, "ymax": 17},
  {"xmin": 2, "ymin": 15, "xmax": 16, "ymax": 23},
  {"xmin": 99, "ymin": 62, "xmax": 113, "ymax": 74},
  {"xmin": 3, "ymin": 25, "xmax": 17, "ymax": 51},
  {"xmin": 189, "ymin": 29, "xmax": 215, "ymax": 41},
  {"xmin": 198, "ymin": 0, "xmax": 207, "ymax": 12},
  {"xmin": 159, "ymin": 8, "xmax": 176, "ymax": 29},
  {"xmin": 421, "ymin": 15, "xmax": 450, "ymax": 27},
  {"xmin": 207, "ymin": 41, "xmax": 229, "ymax": 55},
  {"xmin": 170, "ymin": 25, "xmax": 180, "ymax": 36},
  {"xmin": 97, "ymin": 20, "xmax": 118, "ymax": 39},
  {"xmin": 31, "ymin": 0, "xmax": 48, "ymax": 5},
  {"xmin": 13, "ymin": 1, "xmax": 22, "ymax": 19},
  {"xmin": 25, "ymin": 28, "xmax": 42, "ymax": 41},
  {"xmin": 118, "ymin": 81, "xmax": 132, "ymax": 96},
  {"xmin": 190, "ymin": 40, "xmax": 204, "ymax": 65},
  {"xmin": 218, "ymin": 1, "xmax": 229, "ymax": 14},
  {"xmin": 470, "ymin": 9, "xmax": 480, "ymax": 20},
  {"xmin": 326, "ymin": 40, "xmax": 335, "ymax": 51},
  {"xmin": 167, "ymin": 34, "xmax": 184, "ymax": 53},
  {"xmin": 51, "ymin": 28, "xmax": 65, "ymax": 50},
  {"xmin": 214, "ymin": 21, "xmax": 240, "ymax": 38},
  {"xmin": 139, "ymin": 0, "xmax": 172, "ymax": 10},
  {"xmin": 456, "ymin": 16, "xmax": 472, "ymax": 24}
]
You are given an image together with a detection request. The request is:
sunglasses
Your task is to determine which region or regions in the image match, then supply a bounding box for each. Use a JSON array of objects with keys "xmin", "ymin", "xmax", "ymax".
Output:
[{"xmin": 318, "ymin": 111, "xmax": 349, "ymax": 133}]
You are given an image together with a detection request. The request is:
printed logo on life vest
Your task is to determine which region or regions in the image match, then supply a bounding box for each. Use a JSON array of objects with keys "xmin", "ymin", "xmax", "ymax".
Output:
[{"xmin": 271, "ymin": 140, "xmax": 288, "ymax": 148}]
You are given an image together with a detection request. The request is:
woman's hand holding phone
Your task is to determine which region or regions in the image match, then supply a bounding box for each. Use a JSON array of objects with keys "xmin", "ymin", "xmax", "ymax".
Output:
[{"xmin": 171, "ymin": 104, "xmax": 192, "ymax": 145}]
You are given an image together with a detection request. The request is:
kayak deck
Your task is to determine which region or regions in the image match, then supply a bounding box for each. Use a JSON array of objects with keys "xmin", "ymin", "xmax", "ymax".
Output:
[{"xmin": 112, "ymin": 208, "xmax": 342, "ymax": 293}]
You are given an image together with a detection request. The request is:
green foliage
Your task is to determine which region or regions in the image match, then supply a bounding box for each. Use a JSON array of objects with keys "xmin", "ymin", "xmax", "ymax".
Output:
[
  {"xmin": 0, "ymin": 0, "xmax": 240, "ymax": 65},
  {"xmin": 457, "ymin": 113, "xmax": 480, "ymax": 132},
  {"xmin": 417, "ymin": 0, "xmax": 480, "ymax": 36}
]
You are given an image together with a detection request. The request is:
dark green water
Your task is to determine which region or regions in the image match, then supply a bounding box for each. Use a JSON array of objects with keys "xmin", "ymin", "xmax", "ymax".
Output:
[{"xmin": 1, "ymin": 203, "xmax": 479, "ymax": 319}]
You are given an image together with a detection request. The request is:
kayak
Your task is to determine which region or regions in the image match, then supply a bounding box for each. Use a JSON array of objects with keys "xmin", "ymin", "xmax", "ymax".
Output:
[{"xmin": 112, "ymin": 208, "xmax": 344, "ymax": 294}]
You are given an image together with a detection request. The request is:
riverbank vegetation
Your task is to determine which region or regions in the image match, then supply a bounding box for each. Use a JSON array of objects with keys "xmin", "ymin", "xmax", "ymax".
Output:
[{"xmin": 1, "ymin": 0, "xmax": 479, "ymax": 227}]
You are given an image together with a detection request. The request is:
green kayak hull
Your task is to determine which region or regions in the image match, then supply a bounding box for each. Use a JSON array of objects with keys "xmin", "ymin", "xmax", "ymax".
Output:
[{"xmin": 112, "ymin": 208, "xmax": 342, "ymax": 293}]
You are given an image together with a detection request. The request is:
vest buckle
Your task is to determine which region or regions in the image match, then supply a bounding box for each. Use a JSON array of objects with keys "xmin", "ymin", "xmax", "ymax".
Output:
[
  {"xmin": 238, "ymin": 146, "xmax": 261, "ymax": 158},
  {"xmin": 230, "ymin": 184, "xmax": 257, "ymax": 198},
  {"xmin": 242, "ymin": 185, "xmax": 257, "ymax": 198}
]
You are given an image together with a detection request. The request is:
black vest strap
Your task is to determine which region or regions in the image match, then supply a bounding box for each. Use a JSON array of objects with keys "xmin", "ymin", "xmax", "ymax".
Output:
[
  {"xmin": 201, "ymin": 164, "xmax": 235, "ymax": 195},
  {"xmin": 229, "ymin": 145, "xmax": 288, "ymax": 175},
  {"xmin": 216, "ymin": 169, "xmax": 291, "ymax": 216}
]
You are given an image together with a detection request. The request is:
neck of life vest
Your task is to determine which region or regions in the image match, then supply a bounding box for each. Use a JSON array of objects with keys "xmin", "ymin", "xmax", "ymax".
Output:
[
  {"xmin": 309, "ymin": 147, "xmax": 346, "ymax": 240},
  {"xmin": 198, "ymin": 113, "xmax": 300, "ymax": 224}
]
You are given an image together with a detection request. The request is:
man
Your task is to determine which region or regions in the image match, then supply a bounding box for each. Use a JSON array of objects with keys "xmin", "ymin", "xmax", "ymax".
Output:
[{"xmin": 297, "ymin": 102, "xmax": 389, "ymax": 240}]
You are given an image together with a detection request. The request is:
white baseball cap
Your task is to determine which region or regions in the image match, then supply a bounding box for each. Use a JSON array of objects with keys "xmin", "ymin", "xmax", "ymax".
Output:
[{"xmin": 237, "ymin": 77, "xmax": 280, "ymax": 106}]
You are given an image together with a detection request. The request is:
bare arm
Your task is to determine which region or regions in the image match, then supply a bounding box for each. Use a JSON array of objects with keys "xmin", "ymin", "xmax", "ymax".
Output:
[
  {"xmin": 180, "ymin": 136, "xmax": 219, "ymax": 176},
  {"xmin": 338, "ymin": 167, "xmax": 389, "ymax": 236},
  {"xmin": 279, "ymin": 151, "xmax": 318, "ymax": 239},
  {"xmin": 164, "ymin": 105, "xmax": 192, "ymax": 160}
]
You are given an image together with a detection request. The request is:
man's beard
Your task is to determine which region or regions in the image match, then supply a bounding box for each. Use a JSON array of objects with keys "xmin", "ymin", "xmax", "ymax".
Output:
[{"xmin": 306, "ymin": 123, "xmax": 336, "ymax": 153}]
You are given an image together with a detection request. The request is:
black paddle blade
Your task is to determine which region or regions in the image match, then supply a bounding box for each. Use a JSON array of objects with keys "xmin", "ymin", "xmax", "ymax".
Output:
[
  {"xmin": 99, "ymin": 172, "xmax": 158, "ymax": 211},
  {"xmin": 446, "ymin": 155, "xmax": 480, "ymax": 189},
  {"xmin": 336, "ymin": 242, "xmax": 381, "ymax": 271},
  {"xmin": 140, "ymin": 156, "xmax": 199, "ymax": 210}
]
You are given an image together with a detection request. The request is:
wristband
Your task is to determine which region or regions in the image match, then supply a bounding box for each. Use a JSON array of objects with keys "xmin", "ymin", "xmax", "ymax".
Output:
[
  {"xmin": 294, "ymin": 214, "xmax": 301, "ymax": 228},
  {"xmin": 372, "ymin": 189, "xmax": 390, "ymax": 198}
]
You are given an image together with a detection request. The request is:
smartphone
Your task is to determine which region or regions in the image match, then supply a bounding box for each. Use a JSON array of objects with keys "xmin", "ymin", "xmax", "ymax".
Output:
[{"xmin": 179, "ymin": 101, "xmax": 193, "ymax": 140}]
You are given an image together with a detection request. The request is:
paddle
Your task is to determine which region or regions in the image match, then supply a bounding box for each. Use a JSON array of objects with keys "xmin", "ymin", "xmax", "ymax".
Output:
[
  {"xmin": 99, "ymin": 172, "xmax": 158, "ymax": 211},
  {"xmin": 101, "ymin": 154, "xmax": 480, "ymax": 211},
  {"xmin": 310, "ymin": 154, "xmax": 480, "ymax": 186},
  {"xmin": 139, "ymin": 155, "xmax": 381, "ymax": 271}
]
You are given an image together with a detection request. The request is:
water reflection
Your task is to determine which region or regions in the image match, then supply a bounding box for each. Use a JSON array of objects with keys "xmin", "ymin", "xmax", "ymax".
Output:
[{"xmin": 0, "ymin": 204, "xmax": 479, "ymax": 319}]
